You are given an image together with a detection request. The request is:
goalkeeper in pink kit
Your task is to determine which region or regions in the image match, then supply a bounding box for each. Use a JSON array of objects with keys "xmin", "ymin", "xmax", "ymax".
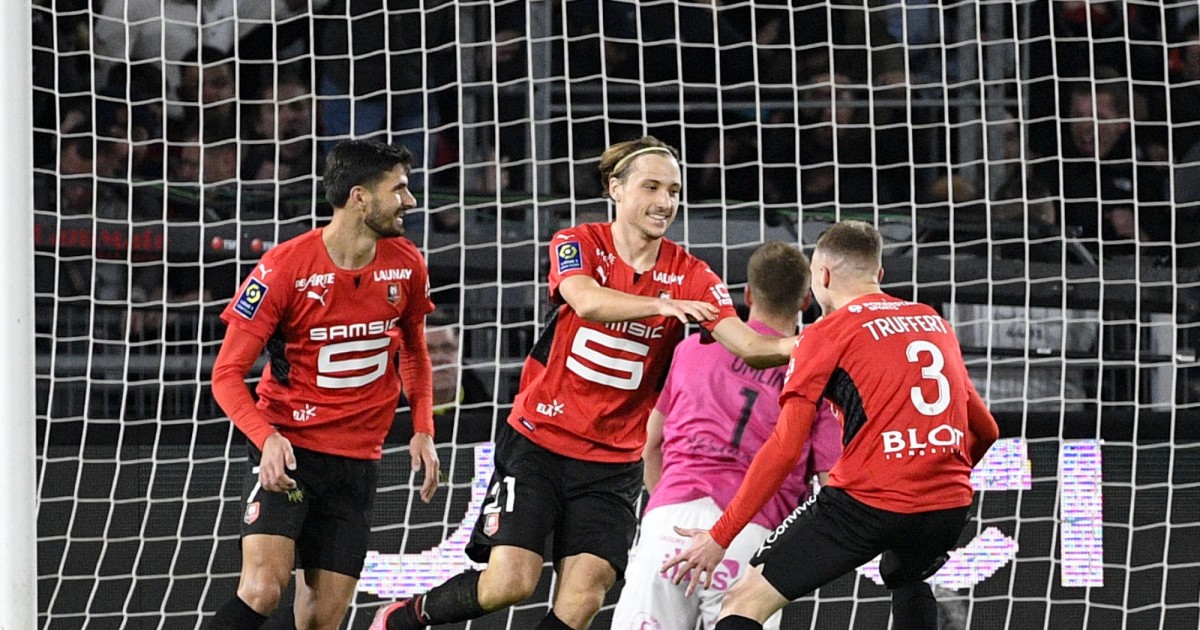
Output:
[{"xmin": 612, "ymin": 241, "xmax": 841, "ymax": 630}]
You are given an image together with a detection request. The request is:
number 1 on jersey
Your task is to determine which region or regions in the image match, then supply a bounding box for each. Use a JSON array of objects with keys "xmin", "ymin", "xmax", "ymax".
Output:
[{"xmin": 731, "ymin": 387, "xmax": 759, "ymax": 448}]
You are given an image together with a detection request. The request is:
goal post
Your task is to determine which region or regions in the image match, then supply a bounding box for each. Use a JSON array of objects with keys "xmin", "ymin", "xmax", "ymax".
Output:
[
  {"xmin": 3, "ymin": 0, "xmax": 36, "ymax": 627},
  {"xmin": 32, "ymin": 1, "xmax": 1200, "ymax": 629}
]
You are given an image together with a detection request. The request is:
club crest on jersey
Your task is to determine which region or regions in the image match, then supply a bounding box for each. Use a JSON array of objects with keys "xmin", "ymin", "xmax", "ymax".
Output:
[
  {"xmin": 556, "ymin": 241, "xmax": 583, "ymax": 273},
  {"xmin": 387, "ymin": 284, "xmax": 401, "ymax": 304},
  {"xmin": 658, "ymin": 290, "xmax": 672, "ymax": 300},
  {"xmin": 233, "ymin": 278, "xmax": 269, "ymax": 319},
  {"xmin": 244, "ymin": 501, "xmax": 260, "ymax": 525}
]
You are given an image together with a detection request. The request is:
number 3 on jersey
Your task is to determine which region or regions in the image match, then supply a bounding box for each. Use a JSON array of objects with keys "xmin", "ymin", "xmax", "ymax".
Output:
[
  {"xmin": 565, "ymin": 328, "xmax": 650, "ymax": 390},
  {"xmin": 906, "ymin": 340, "xmax": 951, "ymax": 416}
]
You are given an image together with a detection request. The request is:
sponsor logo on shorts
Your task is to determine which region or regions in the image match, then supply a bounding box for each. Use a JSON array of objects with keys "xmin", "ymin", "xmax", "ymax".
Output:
[
  {"xmin": 757, "ymin": 491, "xmax": 818, "ymax": 556},
  {"xmin": 244, "ymin": 501, "xmax": 260, "ymax": 525},
  {"xmin": 520, "ymin": 418, "xmax": 536, "ymax": 431},
  {"xmin": 484, "ymin": 512, "xmax": 500, "ymax": 537},
  {"xmin": 233, "ymin": 278, "xmax": 269, "ymax": 319},
  {"xmin": 555, "ymin": 241, "xmax": 583, "ymax": 273}
]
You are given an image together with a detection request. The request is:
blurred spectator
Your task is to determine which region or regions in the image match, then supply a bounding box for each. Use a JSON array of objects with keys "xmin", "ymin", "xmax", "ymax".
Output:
[
  {"xmin": 55, "ymin": 137, "xmax": 95, "ymax": 216},
  {"xmin": 794, "ymin": 72, "xmax": 876, "ymax": 212},
  {"xmin": 690, "ymin": 123, "xmax": 762, "ymax": 204},
  {"xmin": 1171, "ymin": 36, "xmax": 1200, "ymax": 162},
  {"xmin": 991, "ymin": 177, "xmax": 1071, "ymax": 264},
  {"xmin": 1053, "ymin": 2, "xmax": 1165, "ymax": 83},
  {"xmin": 172, "ymin": 45, "xmax": 237, "ymax": 142},
  {"xmin": 316, "ymin": 0, "xmax": 452, "ymax": 190},
  {"xmin": 242, "ymin": 74, "xmax": 315, "ymax": 182},
  {"xmin": 426, "ymin": 326, "xmax": 490, "ymax": 413},
  {"xmin": 95, "ymin": 0, "xmax": 330, "ymax": 111},
  {"xmin": 1033, "ymin": 73, "xmax": 1169, "ymax": 259},
  {"xmin": 168, "ymin": 136, "xmax": 238, "ymax": 221},
  {"xmin": 240, "ymin": 73, "xmax": 318, "ymax": 220}
]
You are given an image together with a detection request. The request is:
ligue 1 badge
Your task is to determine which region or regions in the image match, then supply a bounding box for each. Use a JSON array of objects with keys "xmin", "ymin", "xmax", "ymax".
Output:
[{"xmin": 387, "ymin": 284, "xmax": 400, "ymax": 304}]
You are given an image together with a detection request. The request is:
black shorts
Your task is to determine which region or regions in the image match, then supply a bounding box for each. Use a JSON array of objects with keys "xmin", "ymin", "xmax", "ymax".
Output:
[
  {"xmin": 751, "ymin": 487, "xmax": 971, "ymax": 600},
  {"xmin": 240, "ymin": 442, "xmax": 379, "ymax": 579},
  {"xmin": 466, "ymin": 422, "xmax": 643, "ymax": 579}
]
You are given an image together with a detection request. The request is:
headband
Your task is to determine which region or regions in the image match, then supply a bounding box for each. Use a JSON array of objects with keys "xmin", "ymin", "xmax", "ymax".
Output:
[{"xmin": 611, "ymin": 146, "xmax": 674, "ymax": 177}]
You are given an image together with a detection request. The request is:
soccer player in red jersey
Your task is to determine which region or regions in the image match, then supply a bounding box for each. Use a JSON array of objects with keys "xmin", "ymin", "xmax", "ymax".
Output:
[
  {"xmin": 372, "ymin": 136, "xmax": 795, "ymax": 630},
  {"xmin": 663, "ymin": 220, "xmax": 1001, "ymax": 630},
  {"xmin": 206, "ymin": 140, "xmax": 440, "ymax": 630}
]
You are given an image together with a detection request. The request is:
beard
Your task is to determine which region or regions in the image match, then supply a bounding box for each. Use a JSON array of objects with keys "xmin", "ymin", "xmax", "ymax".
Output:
[{"xmin": 365, "ymin": 198, "xmax": 405, "ymax": 237}]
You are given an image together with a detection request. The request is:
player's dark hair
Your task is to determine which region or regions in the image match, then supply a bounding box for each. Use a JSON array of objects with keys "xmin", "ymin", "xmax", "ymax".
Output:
[
  {"xmin": 816, "ymin": 220, "xmax": 883, "ymax": 275},
  {"xmin": 323, "ymin": 140, "xmax": 413, "ymax": 208},
  {"xmin": 598, "ymin": 135, "xmax": 680, "ymax": 199},
  {"xmin": 748, "ymin": 241, "xmax": 810, "ymax": 316}
]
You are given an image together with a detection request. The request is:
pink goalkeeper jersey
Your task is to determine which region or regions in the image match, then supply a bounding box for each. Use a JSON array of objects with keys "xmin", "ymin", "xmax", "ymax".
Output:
[{"xmin": 645, "ymin": 320, "xmax": 842, "ymax": 529}]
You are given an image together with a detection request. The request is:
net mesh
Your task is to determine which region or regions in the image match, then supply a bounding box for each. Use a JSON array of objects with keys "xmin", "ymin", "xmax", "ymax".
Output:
[{"xmin": 33, "ymin": 1, "xmax": 1200, "ymax": 628}]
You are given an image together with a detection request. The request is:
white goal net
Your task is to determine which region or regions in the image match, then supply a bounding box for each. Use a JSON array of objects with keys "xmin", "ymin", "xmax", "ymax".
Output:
[{"xmin": 32, "ymin": 1, "xmax": 1200, "ymax": 628}]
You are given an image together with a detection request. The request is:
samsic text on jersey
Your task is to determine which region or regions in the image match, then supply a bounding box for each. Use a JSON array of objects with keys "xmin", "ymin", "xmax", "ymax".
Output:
[{"xmin": 220, "ymin": 229, "xmax": 434, "ymax": 459}]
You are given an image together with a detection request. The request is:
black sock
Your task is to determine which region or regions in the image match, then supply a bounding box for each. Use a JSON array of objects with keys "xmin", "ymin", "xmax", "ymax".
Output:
[
  {"xmin": 890, "ymin": 581, "xmax": 938, "ymax": 630},
  {"xmin": 207, "ymin": 596, "xmax": 269, "ymax": 630},
  {"xmin": 534, "ymin": 610, "xmax": 573, "ymax": 630},
  {"xmin": 714, "ymin": 615, "xmax": 763, "ymax": 630},
  {"xmin": 421, "ymin": 569, "xmax": 489, "ymax": 624}
]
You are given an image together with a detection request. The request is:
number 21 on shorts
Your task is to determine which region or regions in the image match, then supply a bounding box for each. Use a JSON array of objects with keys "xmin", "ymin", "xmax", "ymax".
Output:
[{"xmin": 481, "ymin": 475, "xmax": 516, "ymax": 536}]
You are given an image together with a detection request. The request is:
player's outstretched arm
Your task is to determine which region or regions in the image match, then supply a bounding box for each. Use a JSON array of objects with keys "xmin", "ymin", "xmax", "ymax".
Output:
[
  {"xmin": 558, "ymin": 275, "xmax": 718, "ymax": 324},
  {"xmin": 709, "ymin": 317, "xmax": 794, "ymax": 368}
]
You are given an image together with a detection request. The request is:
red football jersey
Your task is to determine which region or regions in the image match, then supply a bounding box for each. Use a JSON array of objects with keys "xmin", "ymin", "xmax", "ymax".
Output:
[
  {"xmin": 780, "ymin": 293, "xmax": 976, "ymax": 512},
  {"xmin": 219, "ymin": 229, "xmax": 435, "ymax": 460},
  {"xmin": 509, "ymin": 223, "xmax": 739, "ymax": 463}
]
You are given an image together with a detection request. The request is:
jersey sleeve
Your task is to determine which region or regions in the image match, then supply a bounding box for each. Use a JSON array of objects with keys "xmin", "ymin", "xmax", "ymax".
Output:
[
  {"xmin": 779, "ymin": 320, "xmax": 842, "ymax": 408},
  {"xmin": 220, "ymin": 255, "xmax": 289, "ymax": 342},
  {"xmin": 547, "ymin": 228, "xmax": 598, "ymax": 304},
  {"xmin": 683, "ymin": 263, "xmax": 739, "ymax": 332}
]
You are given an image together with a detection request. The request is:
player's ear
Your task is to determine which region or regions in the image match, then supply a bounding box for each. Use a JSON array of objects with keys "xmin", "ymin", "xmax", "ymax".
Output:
[
  {"xmin": 744, "ymin": 285, "xmax": 754, "ymax": 308},
  {"xmin": 877, "ymin": 267, "xmax": 885, "ymax": 283},
  {"xmin": 608, "ymin": 177, "xmax": 622, "ymax": 202}
]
